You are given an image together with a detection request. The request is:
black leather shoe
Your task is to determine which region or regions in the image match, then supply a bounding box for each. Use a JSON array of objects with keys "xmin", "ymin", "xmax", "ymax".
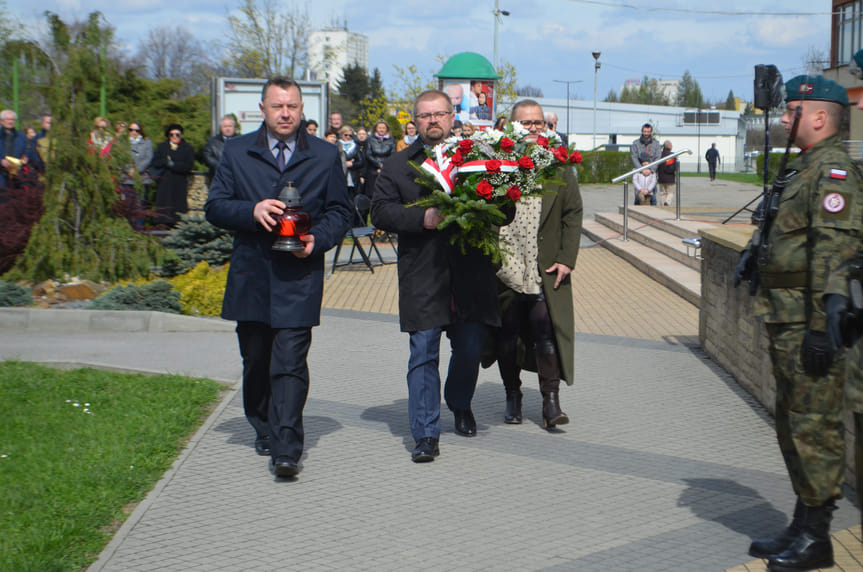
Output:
[
  {"xmin": 254, "ymin": 435, "xmax": 271, "ymax": 456},
  {"xmin": 412, "ymin": 437, "xmax": 439, "ymax": 463},
  {"xmin": 269, "ymin": 456, "xmax": 299, "ymax": 478},
  {"xmin": 453, "ymin": 408, "xmax": 476, "ymax": 437}
]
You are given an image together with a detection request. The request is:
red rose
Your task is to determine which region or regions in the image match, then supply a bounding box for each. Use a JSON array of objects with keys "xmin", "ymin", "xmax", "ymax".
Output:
[
  {"xmin": 458, "ymin": 139, "xmax": 474, "ymax": 153},
  {"xmin": 553, "ymin": 145, "xmax": 569, "ymax": 162},
  {"xmin": 536, "ymin": 135, "xmax": 549, "ymax": 149},
  {"xmin": 500, "ymin": 137, "xmax": 515, "ymax": 152},
  {"xmin": 506, "ymin": 185, "xmax": 521, "ymax": 201},
  {"xmin": 451, "ymin": 150, "xmax": 464, "ymax": 166},
  {"xmin": 476, "ymin": 179, "xmax": 494, "ymax": 199},
  {"xmin": 486, "ymin": 159, "xmax": 502, "ymax": 173},
  {"xmin": 518, "ymin": 156, "xmax": 534, "ymax": 169},
  {"xmin": 569, "ymin": 150, "xmax": 583, "ymax": 164}
]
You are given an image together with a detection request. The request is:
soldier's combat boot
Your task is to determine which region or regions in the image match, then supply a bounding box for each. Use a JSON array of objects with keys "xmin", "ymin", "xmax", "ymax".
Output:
[
  {"xmin": 498, "ymin": 353, "xmax": 522, "ymax": 424},
  {"xmin": 748, "ymin": 497, "xmax": 805, "ymax": 559},
  {"xmin": 766, "ymin": 501, "xmax": 835, "ymax": 571},
  {"xmin": 536, "ymin": 352, "xmax": 568, "ymax": 428}
]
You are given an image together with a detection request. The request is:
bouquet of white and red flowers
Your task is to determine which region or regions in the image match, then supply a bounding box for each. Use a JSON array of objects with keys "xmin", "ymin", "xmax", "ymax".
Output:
[{"xmin": 411, "ymin": 122, "xmax": 582, "ymax": 260}]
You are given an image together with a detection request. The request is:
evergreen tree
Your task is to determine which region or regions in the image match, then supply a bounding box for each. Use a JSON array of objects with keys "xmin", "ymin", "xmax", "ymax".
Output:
[
  {"xmin": 336, "ymin": 63, "xmax": 370, "ymax": 106},
  {"xmin": 724, "ymin": 90, "xmax": 736, "ymax": 111},
  {"xmin": 604, "ymin": 89, "xmax": 619, "ymax": 103},
  {"xmin": 677, "ymin": 70, "xmax": 704, "ymax": 108},
  {"xmin": 3, "ymin": 12, "xmax": 163, "ymax": 283}
]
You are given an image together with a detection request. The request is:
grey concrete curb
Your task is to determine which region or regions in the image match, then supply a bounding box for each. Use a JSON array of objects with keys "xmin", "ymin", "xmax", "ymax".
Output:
[
  {"xmin": 0, "ymin": 308, "xmax": 235, "ymax": 333},
  {"xmin": 87, "ymin": 379, "xmax": 241, "ymax": 572}
]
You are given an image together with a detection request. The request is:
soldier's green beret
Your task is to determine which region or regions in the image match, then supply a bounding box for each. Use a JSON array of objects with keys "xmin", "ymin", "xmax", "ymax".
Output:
[{"xmin": 785, "ymin": 75, "xmax": 848, "ymax": 106}]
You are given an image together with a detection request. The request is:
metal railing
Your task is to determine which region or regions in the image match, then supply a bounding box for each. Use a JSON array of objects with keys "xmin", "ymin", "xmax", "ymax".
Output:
[{"xmin": 611, "ymin": 148, "xmax": 693, "ymax": 240}]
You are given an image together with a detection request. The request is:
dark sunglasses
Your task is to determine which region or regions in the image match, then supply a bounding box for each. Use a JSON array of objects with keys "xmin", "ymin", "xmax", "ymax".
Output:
[
  {"xmin": 129, "ymin": 127, "xmax": 141, "ymax": 132},
  {"xmin": 169, "ymin": 131, "xmax": 182, "ymax": 137}
]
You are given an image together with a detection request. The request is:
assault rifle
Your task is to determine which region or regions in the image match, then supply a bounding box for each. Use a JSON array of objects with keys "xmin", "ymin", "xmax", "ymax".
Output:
[{"xmin": 745, "ymin": 106, "xmax": 801, "ymax": 295}]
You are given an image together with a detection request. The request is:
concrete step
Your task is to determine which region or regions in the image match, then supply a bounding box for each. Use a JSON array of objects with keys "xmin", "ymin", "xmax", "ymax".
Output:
[
  {"xmin": 617, "ymin": 206, "xmax": 722, "ymax": 240},
  {"xmin": 594, "ymin": 212, "xmax": 701, "ymax": 271},
  {"xmin": 582, "ymin": 219, "xmax": 701, "ymax": 306}
]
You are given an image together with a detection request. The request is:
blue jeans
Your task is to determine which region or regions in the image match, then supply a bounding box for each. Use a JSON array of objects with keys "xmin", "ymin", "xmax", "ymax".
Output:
[{"xmin": 406, "ymin": 322, "xmax": 487, "ymax": 441}]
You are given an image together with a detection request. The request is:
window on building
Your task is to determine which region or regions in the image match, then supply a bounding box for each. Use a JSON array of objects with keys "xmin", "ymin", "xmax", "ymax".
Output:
[{"xmin": 839, "ymin": 1, "xmax": 863, "ymax": 65}]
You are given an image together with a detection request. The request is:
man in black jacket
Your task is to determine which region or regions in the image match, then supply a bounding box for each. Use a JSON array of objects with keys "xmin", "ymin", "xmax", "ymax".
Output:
[
  {"xmin": 203, "ymin": 115, "xmax": 238, "ymax": 185},
  {"xmin": 371, "ymin": 90, "xmax": 506, "ymax": 462}
]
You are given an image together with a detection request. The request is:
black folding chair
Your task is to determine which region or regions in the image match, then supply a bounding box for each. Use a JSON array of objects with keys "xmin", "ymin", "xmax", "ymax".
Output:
[{"xmin": 331, "ymin": 194, "xmax": 387, "ymax": 273}]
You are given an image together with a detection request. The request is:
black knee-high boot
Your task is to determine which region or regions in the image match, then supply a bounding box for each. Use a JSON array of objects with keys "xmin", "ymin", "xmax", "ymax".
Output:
[{"xmin": 535, "ymin": 351, "xmax": 568, "ymax": 428}]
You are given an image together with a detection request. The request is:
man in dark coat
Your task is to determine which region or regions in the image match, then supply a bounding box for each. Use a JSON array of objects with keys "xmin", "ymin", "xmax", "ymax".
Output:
[
  {"xmin": 705, "ymin": 143, "xmax": 720, "ymax": 181},
  {"xmin": 203, "ymin": 115, "xmax": 238, "ymax": 185},
  {"xmin": 205, "ymin": 77, "xmax": 351, "ymax": 479},
  {"xmin": 0, "ymin": 109, "xmax": 36, "ymax": 189},
  {"xmin": 371, "ymin": 89, "xmax": 509, "ymax": 463}
]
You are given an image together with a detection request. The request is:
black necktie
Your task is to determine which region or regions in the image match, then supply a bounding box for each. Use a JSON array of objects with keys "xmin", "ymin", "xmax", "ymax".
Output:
[{"xmin": 276, "ymin": 141, "xmax": 287, "ymax": 172}]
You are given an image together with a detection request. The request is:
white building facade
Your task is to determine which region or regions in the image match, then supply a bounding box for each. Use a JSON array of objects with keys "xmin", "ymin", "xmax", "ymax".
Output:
[{"xmin": 307, "ymin": 27, "xmax": 369, "ymax": 91}]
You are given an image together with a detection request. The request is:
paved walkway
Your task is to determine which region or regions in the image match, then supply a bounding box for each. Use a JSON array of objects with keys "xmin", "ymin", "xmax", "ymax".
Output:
[{"xmin": 3, "ymin": 178, "xmax": 863, "ymax": 571}]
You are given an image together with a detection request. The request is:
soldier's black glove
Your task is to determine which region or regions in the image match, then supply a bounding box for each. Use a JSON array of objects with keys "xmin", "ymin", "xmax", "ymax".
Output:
[
  {"xmin": 825, "ymin": 294, "xmax": 852, "ymax": 349},
  {"xmin": 801, "ymin": 329, "xmax": 835, "ymax": 377},
  {"xmin": 733, "ymin": 249, "xmax": 754, "ymax": 287}
]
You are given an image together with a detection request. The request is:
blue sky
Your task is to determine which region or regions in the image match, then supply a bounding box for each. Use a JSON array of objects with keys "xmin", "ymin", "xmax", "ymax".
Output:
[{"xmin": 6, "ymin": 0, "xmax": 832, "ymax": 105}]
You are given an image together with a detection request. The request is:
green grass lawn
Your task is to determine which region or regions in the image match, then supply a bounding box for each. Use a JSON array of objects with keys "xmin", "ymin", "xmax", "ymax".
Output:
[{"xmin": 0, "ymin": 361, "xmax": 223, "ymax": 571}]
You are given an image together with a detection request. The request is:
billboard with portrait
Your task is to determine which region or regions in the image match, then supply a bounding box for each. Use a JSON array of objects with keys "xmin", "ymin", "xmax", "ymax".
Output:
[{"xmin": 441, "ymin": 79, "xmax": 495, "ymax": 129}]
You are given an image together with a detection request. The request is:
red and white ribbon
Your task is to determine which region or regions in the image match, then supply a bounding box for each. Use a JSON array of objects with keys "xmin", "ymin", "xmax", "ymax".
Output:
[
  {"xmin": 421, "ymin": 146, "xmax": 457, "ymax": 194},
  {"xmin": 459, "ymin": 159, "xmax": 519, "ymax": 174}
]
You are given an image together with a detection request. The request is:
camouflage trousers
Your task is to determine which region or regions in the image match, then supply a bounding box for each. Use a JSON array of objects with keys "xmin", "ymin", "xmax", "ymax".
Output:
[
  {"xmin": 845, "ymin": 343, "xmax": 863, "ymax": 510},
  {"xmin": 767, "ymin": 323, "xmax": 846, "ymax": 506}
]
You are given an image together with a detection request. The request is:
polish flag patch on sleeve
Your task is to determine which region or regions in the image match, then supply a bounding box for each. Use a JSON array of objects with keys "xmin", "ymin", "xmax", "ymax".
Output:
[{"xmin": 830, "ymin": 168, "xmax": 847, "ymax": 180}]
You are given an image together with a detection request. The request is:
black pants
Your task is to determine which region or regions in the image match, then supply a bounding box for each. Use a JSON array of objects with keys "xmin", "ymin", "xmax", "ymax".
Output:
[{"xmin": 237, "ymin": 322, "xmax": 312, "ymax": 461}]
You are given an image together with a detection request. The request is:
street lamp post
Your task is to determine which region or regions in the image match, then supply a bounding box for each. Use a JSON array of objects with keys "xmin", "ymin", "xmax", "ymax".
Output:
[
  {"xmin": 592, "ymin": 51, "xmax": 601, "ymax": 150},
  {"xmin": 553, "ymin": 79, "xmax": 583, "ymax": 144},
  {"xmin": 493, "ymin": 0, "xmax": 511, "ymax": 70}
]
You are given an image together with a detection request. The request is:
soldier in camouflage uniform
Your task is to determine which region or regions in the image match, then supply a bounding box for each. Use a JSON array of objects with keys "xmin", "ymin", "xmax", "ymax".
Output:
[
  {"xmin": 822, "ymin": 47, "xmax": 863, "ymax": 545},
  {"xmin": 736, "ymin": 75, "xmax": 863, "ymax": 571}
]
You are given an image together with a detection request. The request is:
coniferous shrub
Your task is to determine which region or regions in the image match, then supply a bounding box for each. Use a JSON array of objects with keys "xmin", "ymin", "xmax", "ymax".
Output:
[
  {"xmin": 0, "ymin": 281, "xmax": 34, "ymax": 307},
  {"xmin": 169, "ymin": 261, "xmax": 228, "ymax": 316},
  {"xmin": 90, "ymin": 280, "xmax": 181, "ymax": 313},
  {"xmin": 3, "ymin": 13, "xmax": 165, "ymax": 284},
  {"xmin": 160, "ymin": 214, "xmax": 233, "ymax": 277}
]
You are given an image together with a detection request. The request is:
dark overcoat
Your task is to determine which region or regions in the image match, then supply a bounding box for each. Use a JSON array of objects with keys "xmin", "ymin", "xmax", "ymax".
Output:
[
  {"xmin": 204, "ymin": 124, "xmax": 351, "ymax": 328},
  {"xmin": 370, "ymin": 139, "xmax": 506, "ymax": 333},
  {"xmin": 482, "ymin": 167, "xmax": 583, "ymax": 384},
  {"xmin": 152, "ymin": 139, "xmax": 195, "ymax": 224}
]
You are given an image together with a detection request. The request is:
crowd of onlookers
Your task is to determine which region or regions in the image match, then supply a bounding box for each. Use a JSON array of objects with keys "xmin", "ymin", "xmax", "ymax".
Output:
[{"xmin": 0, "ymin": 108, "xmax": 532, "ymax": 229}]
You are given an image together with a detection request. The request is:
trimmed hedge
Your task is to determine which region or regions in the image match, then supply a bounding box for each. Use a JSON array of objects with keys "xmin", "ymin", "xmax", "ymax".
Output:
[{"xmin": 574, "ymin": 151, "xmax": 634, "ymax": 184}]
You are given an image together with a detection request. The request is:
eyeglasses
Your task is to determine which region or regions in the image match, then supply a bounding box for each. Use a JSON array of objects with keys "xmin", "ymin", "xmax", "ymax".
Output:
[
  {"xmin": 519, "ymin": 120, "xmax": 546, "ymax": 128},
  {"xmin": 342, "ymin": 132, "xmax": 353, "ymax": 138},
  {"xmin": 415, "ymin": 111, "xmax": 452, "ymax": 121},
  {"xmin": 129, "ymin": 127, "xmax": 141, "ymax": 132},
  {"xmin": 169, "ymin": 131, "xmax": 182, "ymax": 137}
]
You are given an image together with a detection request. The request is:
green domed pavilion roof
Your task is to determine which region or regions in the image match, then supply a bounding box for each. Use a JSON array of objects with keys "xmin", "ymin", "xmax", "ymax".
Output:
[{"xmin": 436, "ymin": 52, "xmax": 500, "ymax": 80}]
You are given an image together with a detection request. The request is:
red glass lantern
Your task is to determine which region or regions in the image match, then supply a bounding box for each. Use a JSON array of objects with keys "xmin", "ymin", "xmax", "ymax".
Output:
[{"xmin": 272, "ymin": 181, "xmax": 311, "ymax": 252}]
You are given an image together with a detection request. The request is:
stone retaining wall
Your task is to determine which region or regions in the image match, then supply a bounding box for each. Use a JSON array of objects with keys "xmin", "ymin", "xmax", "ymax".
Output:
[{"xmin": 699, "ymin": 227, "xmax": 857, "ymax": 487}]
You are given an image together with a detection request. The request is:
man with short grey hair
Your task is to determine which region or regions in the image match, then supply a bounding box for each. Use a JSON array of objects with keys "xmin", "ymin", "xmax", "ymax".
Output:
[
  {"xmin": 545, "ymin": 110, "xmax": 568, "ymax": 146},
  {"xmin": 203, "ymin": 115, "xmax": 238, "ymax": 184},
  {"xmin": 0, "ymin": 109, "xmax": 30, "ymax": 187}
]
